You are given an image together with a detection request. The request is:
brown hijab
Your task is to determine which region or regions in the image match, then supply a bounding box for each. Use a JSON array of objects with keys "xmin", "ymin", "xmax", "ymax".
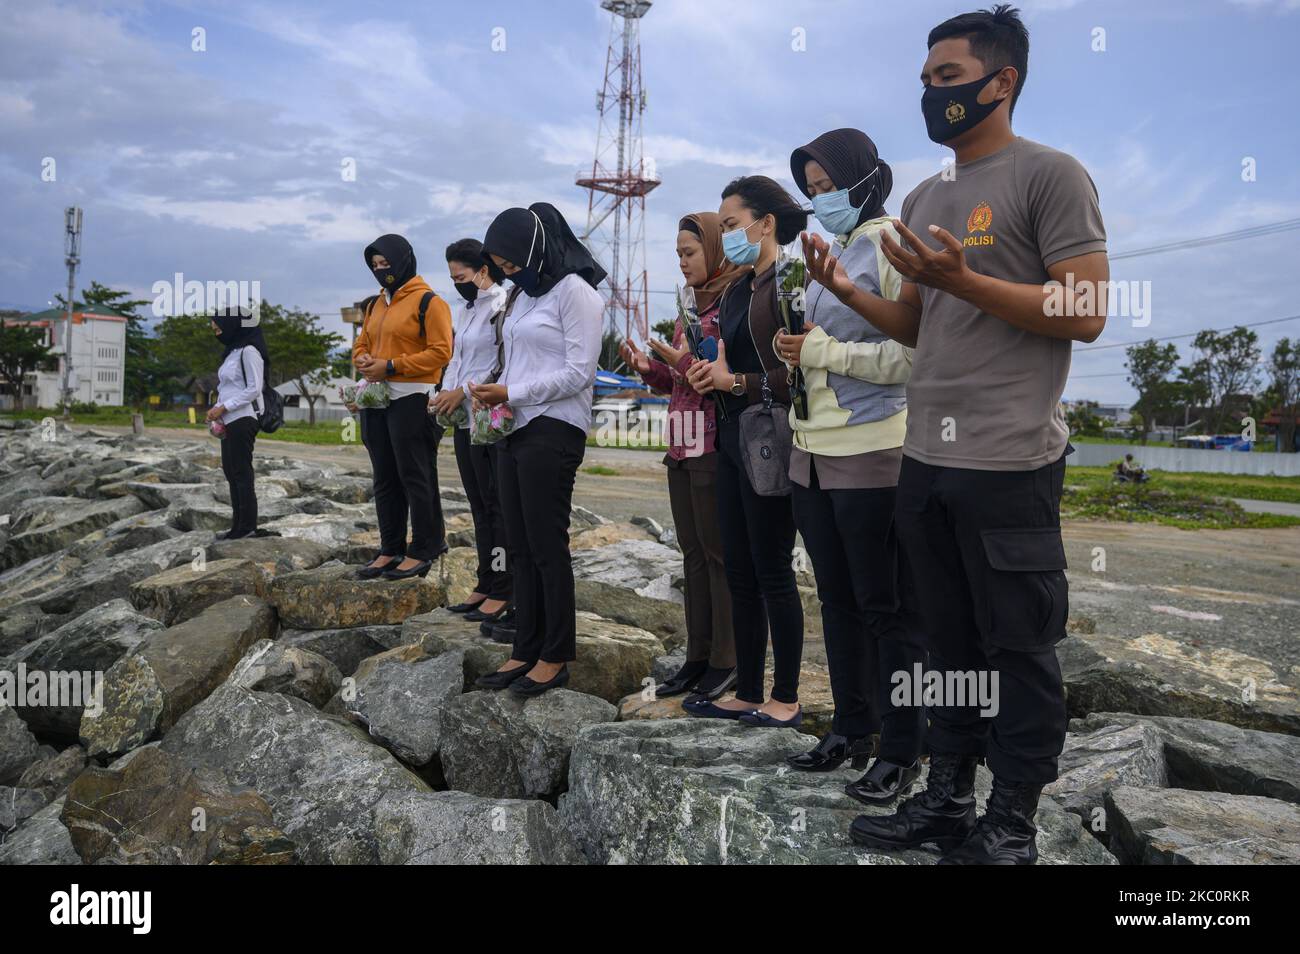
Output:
[{"xmin": 678, "ymin": 211, "xmax": 747, "ymax": 312}]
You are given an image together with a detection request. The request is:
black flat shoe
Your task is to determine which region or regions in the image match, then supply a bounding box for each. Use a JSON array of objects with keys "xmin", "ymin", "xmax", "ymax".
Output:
[
  {"xmin": 464, "ymin": 602, "xmax": 512, "ymax": 623},
  {"xmin": 787, "ymin": 733, "xmax": 873, "ymax": 772},
  {"xmin": 448, "ymin": 597, "xmax": 487, "ymax": 614},
  {"xmin": 655, "ymin": 660, "xmax": 708, "ymax": 698},
  {"xmin": 844, "ymin": 758, "xmax": 923, "ymax": 807},
  {"xmin": 682, "ymin": 697, "xmax": 755, "ymax": 720},
  {"xmin": 357, "ymin": 556, "xmax": 401, "ymax": 580},
  {"xmin": 474, "ymin": 664, "xmax": 533, "ymax": 690},
  {"xmin": 510, "ymin": 665, "xmax": 569, "ymax": 696},
  {"xmin": 691, "ymin": 666, "xmax": 737, "ymax": 701},
  {"xmin": 251, "ymin": 528, "xmax": 281, "ymax": 537},
  {"xmin": 738, "ymin": 707, "xmax": 803, "ymax": 729},
  {"xmin": 382, "ymin": 559, "xmax": 433, "ymax": 580}
]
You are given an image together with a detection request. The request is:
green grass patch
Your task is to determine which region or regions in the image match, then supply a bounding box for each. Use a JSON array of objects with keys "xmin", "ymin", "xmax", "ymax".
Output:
[
  {"xmin": 582, "ymin": 465, "xmax": 621, "ymax": 477},
  {"xmin": 1067, "ymin": 465, "xmax": 1300, "ymax": 505},
  {"xmin": 1062, "ymin": 479, "xmax": 1300, "ymax": 529},
  {"xmin": 1, "ymin": 406, "xmax": 358, "ymax": 446}
]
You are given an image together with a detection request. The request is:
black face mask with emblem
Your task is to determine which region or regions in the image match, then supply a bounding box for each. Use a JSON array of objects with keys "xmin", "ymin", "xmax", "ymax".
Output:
[
  {"xmin": 364, "ymin": 234, "xmax": 417, "ymax": 293},
  {"xmin": 921, "ymin": 69, "xmax": 1006, "ymax": 144}
]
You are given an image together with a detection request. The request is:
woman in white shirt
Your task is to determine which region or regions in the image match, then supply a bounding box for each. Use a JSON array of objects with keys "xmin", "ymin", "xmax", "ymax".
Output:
[
  {"xmin": 432, "ymin": 238, "xmax": 514, "ymax": 623},
  {"xmin": 204, "ymin": 310, "xmax": 268, "ymax": 539},
  {"xmin": 470, "ymin": 203, "xmax": 605, "ymax": 696}
]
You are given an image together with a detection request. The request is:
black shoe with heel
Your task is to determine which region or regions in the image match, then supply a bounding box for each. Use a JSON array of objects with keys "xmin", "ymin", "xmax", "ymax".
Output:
[
  {"xmin": 844, "ymin": 757, "xmax": 922, "ymax": 806},
  {"xmin": 474, "ymin": 663, "xmax": 532, "ymax": 690},
  {"xmin": 448, "ymin": 596, "xmax": 487, "ymax": 614},
  {"xmin": 357, "ymin": 556, "xmax": 401, "ymax": 580},
  {"xmin": 382, "ymin": 559, "xmax": 433, "ymax": 580},
  {"xmin": 787, "ymin": 733, "xmax": 874, "ymax": 772},
  {"xmin": 510, "ymin": 665, "xmax": 569, "ymax": 696},
  {"xmin": 464, "ymin": 601, "xmax": 512, "ymax": 623}
]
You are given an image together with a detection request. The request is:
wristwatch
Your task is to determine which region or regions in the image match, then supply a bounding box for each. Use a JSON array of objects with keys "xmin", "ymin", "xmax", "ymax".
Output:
[
  {"xmin": 385, "ymin": 359, "xmax": 395, "ymax": 377},
  {"xmin": 729, "ymin": 372, "xmax": 746, "ymax": 396}
]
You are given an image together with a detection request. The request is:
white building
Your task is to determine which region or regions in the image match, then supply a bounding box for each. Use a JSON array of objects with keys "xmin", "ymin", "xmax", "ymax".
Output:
[{"xmin": 0, "ymin": 305, "xmax": 127, "ymax": 409}]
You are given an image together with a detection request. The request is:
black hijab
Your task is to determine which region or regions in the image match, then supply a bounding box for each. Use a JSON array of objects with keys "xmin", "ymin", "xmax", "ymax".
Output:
[
  {"xmin": 482, "ymin": 202, "xmax": 607, "ymax": 297},
  {"xmin": 213, "ymin": 308, "xmax": 270, "ymax": 378},
  {"xmin": 364, "ymin": 233, "xmax": 418, "ymax": 293},
  {"xmin": 790, "ymin": 128, "xmax": 893, "ymax": 229}
]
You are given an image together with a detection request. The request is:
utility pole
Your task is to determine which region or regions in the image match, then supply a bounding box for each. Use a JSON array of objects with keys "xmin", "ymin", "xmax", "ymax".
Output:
[{"xmin": 61, "ymin": 206, "xmax": 83, "ymax": 416}]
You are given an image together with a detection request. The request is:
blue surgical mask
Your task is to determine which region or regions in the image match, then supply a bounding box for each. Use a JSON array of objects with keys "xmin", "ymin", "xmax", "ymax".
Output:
[
  {"xmin": 811, "ymin": 166, "xmax": 879, "ymax": 236},
  {"xmin": 722, "ymin": 219, "xmax": 763, "ymax": 266}
]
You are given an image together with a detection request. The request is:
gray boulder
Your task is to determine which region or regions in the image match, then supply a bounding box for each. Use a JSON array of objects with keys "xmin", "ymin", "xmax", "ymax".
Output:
[
  {"xmin": 1071, "ymin": 712, "xmax": 1300, "ymax": 804},
  {"xmin": 330, "ymin": 645, "xmax": 463, "ymax": 767},
  {"xmin": 279, "ymin": 625, "xmax": 403, "ymax": 676},
  {"xmin": 129, "ymin": 558, "xmax": 269, "ymax": 625},
  {"xmin": 159, "ymin": 683, "xmax": 430, "ymax": 864},
  {"xmin": 560, "ymin": 720, "xmax": 1114, "ymax": 865},
  {"xmin": 80, "ymin": 595, "xmax": 277, "ymax": 758},
  {"xmin": 439, "ymin": 688, "xmax": 616, "ymax": 799},
  {"xmin": 0, "ymin": 705, "xmax": 41, "ymax": 785},
  {"xmin": 1105, "ymin": 786, "xmax": 1300, "ymax": 864},
  {"xmin": 0, "ymin": 796, "xmax": 80, "ymax": 865},
  {"xmin": 1059, "ymin": 631, "xmax": 1300, "ymax": 736},
  {"xmin": 374, "ymin": 790, "xmax": 584, "ymax": 865},
  {"xmin": 5, "ymin": 599, "xmax": 163, "ymax": 741},
  {"xmin": 1045, "ymin": 720, "xmax": 1168, "ymax": 820},
  {"xmin": 228, "ymin": 639, "xmax": 342, "ymax": 709},
  {"xmin": 270, "ymin": 563, "xmax": 447, "ymax": 629},
  {"xmin": 0, "ymin": 495, "xmax": 146, "ymax": 569}
]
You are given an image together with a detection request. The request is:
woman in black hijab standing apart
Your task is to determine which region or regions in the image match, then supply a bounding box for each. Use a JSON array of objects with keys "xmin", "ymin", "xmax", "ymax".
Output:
[
  {"xmin": 470, "ymin": 203, "xmax": 606, "ymax": 696},
  {"xmin": 205, "ymin": 308, "xmax": 270, "ymax": 540}
]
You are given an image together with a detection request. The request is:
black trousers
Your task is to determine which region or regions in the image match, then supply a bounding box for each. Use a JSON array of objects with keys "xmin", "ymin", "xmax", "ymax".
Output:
[
  {"xmin": 715, "ymin": 417, "xmax": 802, "ymax": 705},
  {"xmin": 894, "ymin": 452, "xmax": 1071, "ymax": 785},
  {"xmin": 454, "ymin": 424, "xmax": 512, "ymax": 600},
  {"xmin": 496, "ymin": 415, "xmax": 586, "ymax": 664},
  {"xmin": 666, "ymin": 459, "xmax": 735, "ymax": 668},
  {"xmin": 220, "ymin": 416, "xmax": 259, "ymax": 536},
  {"xmin": 361, "ymin": 393, "xmax": 439, "ymax": 561},
  {"xmin": 791, "ymin": 463, "xmax": 926, "ymax": 762}
]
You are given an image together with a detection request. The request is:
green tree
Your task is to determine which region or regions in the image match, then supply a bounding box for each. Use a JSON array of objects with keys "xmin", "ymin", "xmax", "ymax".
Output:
[
  {"xmin": 0, "ymin": 320, "xmax": 52, "ymax": 411},
  {"xmin": 260, "ymin": 304, "xmax": 344, "ymax": 425},
  {"xmin": 651, "ymin": 319, "xmax": 677, "ymax": 342},
  {"xmin": 1268, "ymin": 337, "xmax": 1299, "ymax": 452},
  {"xmin": 1066, "ymin": 400, "xmax": 1104, "ymax": 438},
  {"xmin": 1189, "ymin": 326, "xmax": 1260, "ymax": 435},
  {"xmin": 1124, "ymin": 339, "xmax": 1179, "ymax": 445}
]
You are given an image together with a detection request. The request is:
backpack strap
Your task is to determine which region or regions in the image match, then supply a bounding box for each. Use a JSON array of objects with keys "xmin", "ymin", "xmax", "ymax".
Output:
[
  {"xmin": 238, "ymin": 346, "xmax": 263, "ymax": 416},
  {"xmin": 417, "ymin": 291, "xmax": 435, "ymax": 339}
]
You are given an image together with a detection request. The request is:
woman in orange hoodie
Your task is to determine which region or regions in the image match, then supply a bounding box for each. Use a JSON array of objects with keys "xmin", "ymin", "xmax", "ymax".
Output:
[{"xmin": 352, "ymin": 233, "xmax": 453, "ymax": 580}]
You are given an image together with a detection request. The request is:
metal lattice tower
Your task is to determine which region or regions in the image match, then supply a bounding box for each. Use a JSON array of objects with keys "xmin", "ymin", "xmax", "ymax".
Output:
[{"xmin": 577, "ymin": 0, "xmax": 660, "ymax": 343}]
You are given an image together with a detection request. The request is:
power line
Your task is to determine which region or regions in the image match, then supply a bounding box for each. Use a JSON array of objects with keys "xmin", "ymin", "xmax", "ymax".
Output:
[
  {"xmin": 1109, "ymin": 218, "xmax": 1300, "ymax": 261},
  {"xmin": 644, "ymin": 217, "xmax": 1300, "ymax": 296},
  {"xmin": 1073, "ymin": 314, "xmax": 1300, "ymax": 353}
]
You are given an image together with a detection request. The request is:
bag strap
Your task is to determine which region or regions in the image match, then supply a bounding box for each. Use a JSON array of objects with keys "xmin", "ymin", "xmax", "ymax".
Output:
[
  {"xmin": 238, "ymin": 346, "xmax": 263, "ymax": 416},
  {"xmin": 487, "ymin": 286, "xmax": 522, "ymax": 383},
  {"xmin": 417, "ymin": 291, "xmax": 435, "ymax": 339}
]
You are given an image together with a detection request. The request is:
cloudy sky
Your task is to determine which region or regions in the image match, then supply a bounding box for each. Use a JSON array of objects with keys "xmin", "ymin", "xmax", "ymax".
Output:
[{"xmin": 2, "ymin": 0, "xmax": 1298, "ymax": 402}]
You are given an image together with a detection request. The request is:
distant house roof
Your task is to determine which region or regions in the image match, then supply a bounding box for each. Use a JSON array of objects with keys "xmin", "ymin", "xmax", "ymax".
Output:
[
  {"xmin": 274, "ymin": 372, "xmax": 356, "ymax": 404},
  {"xmin": 8, "ymin": 305, "xmax": 131, "ymax": 324}
]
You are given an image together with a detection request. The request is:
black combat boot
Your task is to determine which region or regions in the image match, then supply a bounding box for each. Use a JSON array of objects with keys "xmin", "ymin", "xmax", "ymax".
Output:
[
  {"xmin": 937, "ymin": 776, "xmax": 1042, "ymax": 865},
  {"xmin": 848, "ymin": 752, "xmax": 978, "ymax": 851}
]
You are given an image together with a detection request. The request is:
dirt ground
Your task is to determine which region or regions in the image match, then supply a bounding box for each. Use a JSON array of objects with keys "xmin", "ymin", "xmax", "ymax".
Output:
[{"xmin": 89, "ymin": 426, "xmax": 1300, "ymax": 674}]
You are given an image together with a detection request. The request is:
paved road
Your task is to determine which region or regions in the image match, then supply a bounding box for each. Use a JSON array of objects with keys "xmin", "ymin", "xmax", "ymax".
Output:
[
  {"xmin": 1232, "ymin": 497, "xmax": 1300, "ymax": 517},
  {"xmin": 76, "ymin": 424, "xmax": 1300, "ymax": 671}
]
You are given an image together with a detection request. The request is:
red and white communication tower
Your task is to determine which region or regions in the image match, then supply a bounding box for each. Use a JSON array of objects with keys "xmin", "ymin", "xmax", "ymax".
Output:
[{"xmin": 577, "ymin": 0, "xmax": 660, "ymax": 343}]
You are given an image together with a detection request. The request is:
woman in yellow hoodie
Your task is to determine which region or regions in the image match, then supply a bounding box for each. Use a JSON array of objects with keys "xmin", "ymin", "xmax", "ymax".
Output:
[{"xmin": 352, "ymin": 233, "xmax": 453, "ymax": 580}]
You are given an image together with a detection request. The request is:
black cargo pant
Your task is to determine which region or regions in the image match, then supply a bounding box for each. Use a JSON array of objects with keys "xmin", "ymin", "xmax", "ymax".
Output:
[
  {"xmin": 362, "ymin": 392, "xmax": 439, "ymax": 561},
  {"xmin": 791, "ymin": 464, "xmax": 926, "ymax": 762},
  {"xmin": 220, "ymin": 415, "xmax": 259, "ymax": 537},
  {"xmin": 893, "ymin": 451, "xmax": 1070, "ymax": 785},
  {"xmin": 454, "ymin": 425, "xmax": 512, "ymax": 600},
  {"xmin": 495, "ymin": 415, "xmax": 586, "ymax": 664}
]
